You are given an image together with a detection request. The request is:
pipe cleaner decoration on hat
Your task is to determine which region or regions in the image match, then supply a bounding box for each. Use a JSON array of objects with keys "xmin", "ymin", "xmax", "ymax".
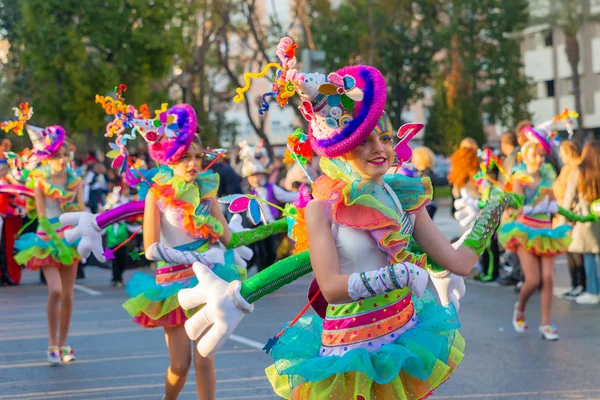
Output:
[
  {"xmin": 96, "ymin": 84, "xmax": 198, "ymax": 179},
  {"xmin": 233, "ymin": 37, "xmax": 387, "ymax": 158},
  {"xmin": 1, "ymin": 102, "xmax": 67, "ymax": 161}
]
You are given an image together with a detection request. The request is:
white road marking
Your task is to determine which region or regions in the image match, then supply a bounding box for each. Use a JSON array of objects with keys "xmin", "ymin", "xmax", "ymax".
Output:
[
  {"xmin": 73, "ymin": 284, "xmax": 102, "ymax": 296},
  {"xmin": 229, "ymin": 334, "xmax": 266, "ymax": 350}
]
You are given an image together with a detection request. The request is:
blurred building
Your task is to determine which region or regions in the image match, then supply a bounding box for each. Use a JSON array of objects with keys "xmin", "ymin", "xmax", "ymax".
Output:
[{"xmin": 522, "ymin": 0, "xmax": 600, "ymax": 134}]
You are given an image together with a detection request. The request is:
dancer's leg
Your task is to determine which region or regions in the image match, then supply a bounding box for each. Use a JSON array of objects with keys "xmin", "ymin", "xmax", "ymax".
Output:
[
  {"xmin": 193, "ymin": 341, "xmax": 216, "ymax": 400},
  {"xmin": 164, "ymin": 325, "xmax": 192, "ymax": 400},
  {"xmin": 57, "ymin": 265, "xmax": 78, "ymax": 346},
  {"xmin": 517, "ymin": 248, "xmax": 541, "ymax": 313},
  {"xmin": 42, "ymin": 267, "xmax": 62, "ymax": 346},
  {"xmin": 540, "ymin": 256, "xmax": 555, "ymax": 326}
]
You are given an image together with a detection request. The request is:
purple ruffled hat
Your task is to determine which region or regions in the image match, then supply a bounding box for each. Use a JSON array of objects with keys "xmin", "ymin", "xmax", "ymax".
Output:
[
  {"xmin": 296, "ymin": 65, "xmax": 387, "ymax": 158},
  {"xmin": 26, "ymin": 125, "xmax": 67, "ymax": 160}
]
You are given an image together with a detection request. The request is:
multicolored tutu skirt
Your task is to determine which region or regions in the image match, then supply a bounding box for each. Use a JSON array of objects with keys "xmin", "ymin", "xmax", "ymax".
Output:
[
  {"xmin": 123, "ymin": 249, "xmax": 247, "ymax": 328},
  {"xmin": 266, "ymin": 289, "xmax": 464, "ymax": 400},
  {"xmin": 498, "ymin": 214, "xmax": 571, "ymax": 256},
  {"xmin": 14, "ymin": 218, "xmax": 80, "ymax": 270}
]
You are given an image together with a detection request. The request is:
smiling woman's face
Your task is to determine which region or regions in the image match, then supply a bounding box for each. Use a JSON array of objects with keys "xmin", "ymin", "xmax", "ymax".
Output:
[
  {"xmin": 342, "ymin": 129, "xmax": 394, "ymax": 183},
  {"xmin": 169, "ymin": 143, "xmax": 203, "ymax": 183}
]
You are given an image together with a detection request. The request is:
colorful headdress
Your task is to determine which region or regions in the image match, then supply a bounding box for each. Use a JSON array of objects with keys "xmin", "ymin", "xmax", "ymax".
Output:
[
  {"xmin": 96, "ymin": 86, "xmax": 198, "ymax": 181},
  {"xmin": 522, "ymin": 109, "xmax": 577, "ymax": 154},
  {"xmin": 2, "ymin": 102, "xmax": 66, "ymax": 160},
  {"xmin": 234, "ymin": 37, "xmax": 387, "ymax": 158}
]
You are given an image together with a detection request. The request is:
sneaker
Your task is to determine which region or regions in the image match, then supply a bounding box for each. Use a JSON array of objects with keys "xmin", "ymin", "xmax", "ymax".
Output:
[
  {"xmin": 575, "ymin": 292, "xmax": 600, "ymax": 305},
  {"xmin": 557, "ymin": 285, "xmax": 584, "ymax": 300},
  {"xmin": 47, "ymin": 346, "xmax": 61, "ymax": 365},
  {"xmin": 111, "ymin": 281, "xmax": 124, "ymax": 288},
  {"xmin": 539, "ymin": 325, "xmax": 559, "ymax": 341},
  {"xmin": 60, "ymin": 345, "xmax": 76, "ymax": 363},
  {"xmin": 512, "ymin": 302, "xmax": 528, "ymax": 333}
]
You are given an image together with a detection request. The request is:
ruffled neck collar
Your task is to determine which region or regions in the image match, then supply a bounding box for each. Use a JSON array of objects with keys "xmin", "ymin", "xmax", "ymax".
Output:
[
  {"xmin": 28, "ymin": 166, "xmax": 82, "ymax": 213},
  {"xmin": 149, "ymin": 166, "xmax": 223, "ymax": 242},
  {"xmin": 312, "ymin": 158, "xmax": 431, "ymax": 266}
]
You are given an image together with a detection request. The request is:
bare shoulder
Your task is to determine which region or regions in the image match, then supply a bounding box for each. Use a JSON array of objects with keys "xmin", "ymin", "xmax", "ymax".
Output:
[{"xmin": 304, "ymin": 200, "xmax": 327, "ymax": 227}]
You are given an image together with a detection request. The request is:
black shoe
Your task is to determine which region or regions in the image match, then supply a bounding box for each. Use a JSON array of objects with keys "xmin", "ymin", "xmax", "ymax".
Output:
[{"xmin": 498, "ymin": 275, "xmax": 519, "ymax": 286}]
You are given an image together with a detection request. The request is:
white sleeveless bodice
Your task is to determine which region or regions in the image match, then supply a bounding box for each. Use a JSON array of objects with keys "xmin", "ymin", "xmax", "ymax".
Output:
[
  {"xmin": 45, "ymin": 198, "xmax": 62, "ymax": 220},
  {"xmin": 332, "ymin": 183, "xmax": 415, "ymax": 275},
  {"xmin": 159, "ymin": 207, "xmax": 199, "ymax": 248}
]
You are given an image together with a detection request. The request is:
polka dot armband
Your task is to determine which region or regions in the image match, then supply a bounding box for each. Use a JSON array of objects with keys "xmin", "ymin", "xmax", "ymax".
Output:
[{"xmin": 348, "ymin": 263, "xmax": 426, "ymax": 300}]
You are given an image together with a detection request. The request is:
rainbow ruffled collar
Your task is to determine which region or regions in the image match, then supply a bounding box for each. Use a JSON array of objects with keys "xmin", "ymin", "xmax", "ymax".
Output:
[
  {"xmin": 149, "ymin": 166, "xmax": 224, "ymax": 242},
  {"xmin": 312, "ymin": 158, "xmax": 432, "ymax": 266},
  {"xmin": 512, "ymin": 163, "xmax": 556, "ymax": 205},
  {"xmin": 27, "ymin": 166, "xmax": 82, "ymax": 215}
]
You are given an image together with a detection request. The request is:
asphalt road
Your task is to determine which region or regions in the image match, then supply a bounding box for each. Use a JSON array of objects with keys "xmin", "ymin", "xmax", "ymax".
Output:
[{"xmin": 1, "ymin": 208, "xmax": 599, "ymax": 400}]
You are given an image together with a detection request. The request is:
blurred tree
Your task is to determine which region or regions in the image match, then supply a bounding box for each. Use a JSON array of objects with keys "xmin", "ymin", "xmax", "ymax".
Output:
[
  {"xmin": 444, "ymin": 0, "xmax": 532, "ymax": 133},
  {"xmin": 0, "ymin": 0, "xmax": 184, "ymax": 149},
  {"xmin": 307, "ymin": 0, "xmax": 442, "ymax": 129}
]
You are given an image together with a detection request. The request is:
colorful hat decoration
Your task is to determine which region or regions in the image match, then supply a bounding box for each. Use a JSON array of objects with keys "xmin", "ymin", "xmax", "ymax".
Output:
[
  {"xmin": 233, "ymin": 37, "xmax": 388, "ymax": 158},
  {"xmin": 130, "ymin": 103, "xmax": 197, "ymax": 165},
  {"xmin": 1, "ymin": 102, "xmax": 66, "ymax": 160},
  {"xmin": 96, "ymin": 85, "xmax": 197, "ymax": 184},
  {"xmin": 26, "ymin": 125, "xmax": 66, "ymax": 160},
  {"xmin": 522, "ymin": 111, "xmax": 572, "ymax": 154}
]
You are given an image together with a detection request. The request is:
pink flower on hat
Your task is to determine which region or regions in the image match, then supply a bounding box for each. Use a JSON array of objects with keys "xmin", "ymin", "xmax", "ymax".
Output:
[{"xmin": 318, "ymin": 73, "xmax": 364, "ymax": 111}]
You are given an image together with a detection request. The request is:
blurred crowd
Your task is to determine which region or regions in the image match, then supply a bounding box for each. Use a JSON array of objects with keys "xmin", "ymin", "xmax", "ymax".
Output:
[{"xmin": 3, "ymin": 129, "xmax": 600, "ymax": 308}]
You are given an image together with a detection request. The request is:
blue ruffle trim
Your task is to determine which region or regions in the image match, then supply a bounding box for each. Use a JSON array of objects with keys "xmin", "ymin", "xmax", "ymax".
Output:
[
  {"xmin": 269, "ymin": 290, "xmax": 461, "ymax": 388},
  {"xmin": 126, "ymin": 262, "xmax": 244, "ymax": 302},
  {"xmin": 14, "ymin": 232, "xmax": 80, "ymax": 253}
]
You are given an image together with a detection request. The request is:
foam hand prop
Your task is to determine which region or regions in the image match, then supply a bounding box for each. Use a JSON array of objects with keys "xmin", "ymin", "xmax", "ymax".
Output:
[{"xmin": 178, "ymin": 262, "xmax": 253, "ymax": 357}]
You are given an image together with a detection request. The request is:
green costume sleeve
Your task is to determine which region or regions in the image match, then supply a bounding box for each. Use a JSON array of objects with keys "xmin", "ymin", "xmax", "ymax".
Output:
[
  {"xmin": 240, "ymin": 250, "xmax": 312, "ymax": 303},
  {"xmin": 464, "ymin": 192, "xmax": 523, "ymax": 255},
  {"xmin": 227, "ymin": 218, "xmax": 288, "ymax": 249},
  {"xmin": 558, "ymin": 206, "xmax": 598, "ymax": 223}
]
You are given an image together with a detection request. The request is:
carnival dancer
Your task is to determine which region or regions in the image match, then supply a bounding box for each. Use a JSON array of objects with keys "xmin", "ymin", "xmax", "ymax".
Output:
[
  {"xmin": 175, "ymin": 37, "xmax": 522, "ymax": 400},
  {"xmin": 499, "ymin": 123, "xmax": 571, "ymax": 340},
  {"xmin": 2, "ymin": 103, "xmax": 84, "ymax": 365},
  {"xmin": 68, "ymin": 93, "xmax": 254, "ymax": 400}
]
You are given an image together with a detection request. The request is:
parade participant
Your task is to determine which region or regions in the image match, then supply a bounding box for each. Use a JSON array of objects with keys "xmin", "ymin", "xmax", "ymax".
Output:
[
  {"xmin": 499, "ymin": 123, "xmax": 571, "ymax": 340},
  {"xmin": 176, "ymin": 37, "xmax": 521, "ymax": 400},
  {"xmin": 2, "ymin": 103, "xmax": 84, "ymax": 365},
  {"xmin": 84, "ymin": 94, "xmax": 254, "ymax": 400}
]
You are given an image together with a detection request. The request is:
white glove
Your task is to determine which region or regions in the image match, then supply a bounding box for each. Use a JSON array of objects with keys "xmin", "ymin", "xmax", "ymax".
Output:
[
  {"xmin": 177, "ymin": 262, "xmax": 254, "ymax": 357},
  {"xmin": 453, "ymin": 188, "xmax": 480, "ymax": 229},
  {"xmin": 347, "ymin": 262, "xmax": 429, "ymax": 300},
  {"xmin": 60, "ymin": 212, "xmax": 105, "ymax": 263},
  {"xmin": 225, "ymin": 214, "xmax": 253, "ymax": 268},
  {"xmin": 146, "ymin": 242, "xmax": 225, "ymax": 266},
  {"xmin": 523, "ymin": 197, "xmax": 557, "ymax": 215},
  {"xmin": 430, "ymin": 271, "xmax": 466, "ymax": 312},
  {"xmin": 429, "ymin": 232, "xmax": 469, "ymax": 311}
]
